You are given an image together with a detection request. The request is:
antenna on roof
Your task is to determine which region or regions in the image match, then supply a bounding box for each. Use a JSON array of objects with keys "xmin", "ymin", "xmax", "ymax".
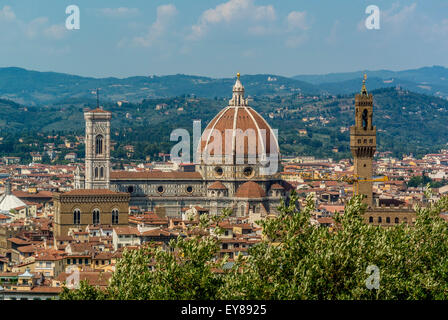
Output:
[{"xmin": 96, "ymin": 88, "xmax": 101, "ymax": 109}]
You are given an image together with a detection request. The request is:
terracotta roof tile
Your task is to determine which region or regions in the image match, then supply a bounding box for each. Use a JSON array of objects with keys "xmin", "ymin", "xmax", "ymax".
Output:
[
  {"xmin": 30, "ymin": 287, "xmax": 63, "ymax": 293},
  {"xmin": 17, "ymin": 245, "xmax": 39, "ymax": 253},
  {"xmin": 12, "ymin": 190, "xmax": 53, "ymax": 198},
  {"xmin": 57, "ymin": 271, "xmax": 112, "ymax": 287},
  {"xmin": 62, "ymin": 189, "xmax": 129, "ymax": 196},
  {"xmin": 7, "ymin": 237, "xmax": 31, "ymax": 245},
  {"xmin": 113, "ymin": 226, "xmax": 139, "ymax": 235},
  {"xmin": 140, "ymin": 229, "xmax": 172, "ymax": 237},
  {"xmin": 87, "ymin": 108, "xmax": 111, "ymax": 114}
]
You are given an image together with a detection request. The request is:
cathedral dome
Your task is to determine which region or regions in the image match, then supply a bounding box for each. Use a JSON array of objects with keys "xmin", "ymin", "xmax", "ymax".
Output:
[
  {"xmin": 235, "ymin": 181, "xmax": 266, "ymax": 199},
  {"xmin": 198, "ymin": 74, "xmax": 279, "ymax": 162}
]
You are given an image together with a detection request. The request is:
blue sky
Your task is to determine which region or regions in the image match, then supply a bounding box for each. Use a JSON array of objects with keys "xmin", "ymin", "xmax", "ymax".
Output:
[{"xmin": 0, "ymin": 0, "xmax": 447, "ymax": 78}]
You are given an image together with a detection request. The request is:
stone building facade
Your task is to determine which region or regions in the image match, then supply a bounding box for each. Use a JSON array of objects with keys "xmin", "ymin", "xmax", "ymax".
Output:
[
  {"xmin": 53, "ymin": 189, "xmax": 130, "ymax": 237},
  {"xmin": 363, "ymin": 206, "xmax": 416, "ymax": 227},
  {"xmin": 71, "ymin": 74, "xmax": 290, "ymax": 219}
]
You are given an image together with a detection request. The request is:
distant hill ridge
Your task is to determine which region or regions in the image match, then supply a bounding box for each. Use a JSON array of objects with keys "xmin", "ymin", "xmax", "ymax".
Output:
[
  {"xmin": 293, "ymin": 65, "xmax": 448, "ymax": 97},
  {"xmin": 0, "ymin": 65, "xmax": 447, "ymax": 105}
]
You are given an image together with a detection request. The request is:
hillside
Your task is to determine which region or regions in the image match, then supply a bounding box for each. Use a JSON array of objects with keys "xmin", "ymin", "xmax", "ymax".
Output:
[
  {"xmin": 294, "ymin": 66, "xmax": 448, "ymax": 98},
  {"xmin": 0, "ymin": 87, "xmax": 446, "ymax": 160},
  {"xmin": 2, "ymin": 66, "xmax": 447, "ymax": 106},
  {"xmin": 0, "ymin": 67, "xmax": 319, "ymax": 105}
]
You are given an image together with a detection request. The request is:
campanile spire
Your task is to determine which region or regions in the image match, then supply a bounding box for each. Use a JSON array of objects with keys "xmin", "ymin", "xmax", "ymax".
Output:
[{"xmin": 361, "ymin": 73, "xmax": 368, "ymax": 95}]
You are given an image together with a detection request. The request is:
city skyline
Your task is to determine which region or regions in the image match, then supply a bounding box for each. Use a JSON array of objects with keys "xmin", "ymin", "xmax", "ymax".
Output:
[{"xmin": 1, "ymin": 0, "xmax": 448, "ymax": 304}]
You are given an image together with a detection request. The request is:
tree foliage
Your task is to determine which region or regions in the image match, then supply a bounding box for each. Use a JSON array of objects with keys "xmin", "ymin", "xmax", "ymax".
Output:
[{"xmin": 408, "ymin": 175, "xmax": 446, "ymax": 189}]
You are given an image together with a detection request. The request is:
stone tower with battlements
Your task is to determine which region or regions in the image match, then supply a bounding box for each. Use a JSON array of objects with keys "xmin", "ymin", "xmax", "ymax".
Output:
[{"xmin": 350, "ymin": 74, "xmax": 376, "ymax": 207}]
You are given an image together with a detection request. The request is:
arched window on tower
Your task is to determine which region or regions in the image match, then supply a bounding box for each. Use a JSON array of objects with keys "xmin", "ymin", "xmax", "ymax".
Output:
[
  {"xmin": 112, "ymin": 209, "xmax": 119, "ymax": 225},
  {"xmin": 94, "ymin": 167, "xmax": 98, "ymax": 179},
  {"xmin": 362, "ymin": 109, "xmax": 368, "ymax": 130},
  {"xmin": 95, "ymin": 135, "xmax": 104, "ymax": 155},
  {"xmin": 73, "ymin": 209, "xmax": 81, "ymax": 225},
  {"xmin": 100, "ymin": 167, "xmax": 104, "ymax": 179},
  {"xmin": 92, "ymin": 209, "xmax": 100, "ymax": 225}
]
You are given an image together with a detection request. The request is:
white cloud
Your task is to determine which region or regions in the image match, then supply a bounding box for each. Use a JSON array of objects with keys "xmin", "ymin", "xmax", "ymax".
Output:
[
  {"xmin": 253, "ymin": 5, "xmax": 276, "ymax": 21},
  {"xmin": 25, "ymin": 17, "xmax": 48, "ymax": 39},
  {"xmin": 0, "ymin": 5, "xmax": 16, "ymax": 21},
  {"xmin": 383, "ymin": 2, "xmax": 416, "ymax": 27},
  {"xmin": 189, "ymin": 0, "xmax": 276, "ymax": 40},
  {"xmin": 283, "ymin": 10, "xmax": 310, "ymax": 48},
  {"xmin": 99, "ymin": 7, "xmax": 140, "ymax": 18},
  {"xmin": 0, "ymin": 6, "xmax": 66, "ymax": 41},
  {"xmin": 132, "ymin": 4, "xmax": 178, "ymax": 47},
  {"xmin": 286, "ymin": 11, "xmax": 309, "ymax": 31},
  {"xmin": 24, "ymin": 17, "xmax": 67, "ymax": 40}
]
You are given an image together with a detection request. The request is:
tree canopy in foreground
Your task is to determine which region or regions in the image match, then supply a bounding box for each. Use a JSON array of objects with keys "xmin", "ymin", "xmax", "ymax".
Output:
[{"xmin": 60, "ymin": 190, "xmax": 448, "ymax": 300}]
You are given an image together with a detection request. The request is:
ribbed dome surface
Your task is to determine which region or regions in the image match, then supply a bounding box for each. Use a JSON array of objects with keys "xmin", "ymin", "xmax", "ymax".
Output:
[{"xmin": 198, "ymin": 75, "xmax": 279, "ymax": 161}]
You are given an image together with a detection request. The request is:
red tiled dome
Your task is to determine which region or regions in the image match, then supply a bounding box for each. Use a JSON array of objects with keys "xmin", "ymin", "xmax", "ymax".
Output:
[
  {"xmin": 235, "ymin": 181, "xmax": 266, "ymax": 199},
  {"xmin": 198, "ymin": 75, "xmax": 279, "ymax": 162},
  {"xmin": 208, "ymin": 181, "xmax": 227, "ymax": 190},
  {"xmin": 270, "ymin": 183, "xmax": 284, "ymax": 190}
]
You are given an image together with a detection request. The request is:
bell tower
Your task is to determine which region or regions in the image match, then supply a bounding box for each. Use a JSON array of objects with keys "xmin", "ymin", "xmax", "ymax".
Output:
[
  {"xmin": 350, "ymin": 74, "xmax": 376, "ymax": 207},
  {"xmin": 84, "ymin": 94, "xmax": 111, "ymax": 190}
]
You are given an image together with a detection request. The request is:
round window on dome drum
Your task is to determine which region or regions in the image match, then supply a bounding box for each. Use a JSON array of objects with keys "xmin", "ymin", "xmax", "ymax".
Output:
[
  {"xmin": 127, "ymin": 186, "xmax": 134, "ymax": 193},
  {"xmin": 214, "ymin": 166, "xmax": 223, "ymax": 177},
  {"xmin": 157, "ymin": 186, "xmax": 164, "ymax": 194},
  {"xmin": 186, "ymin": 186, "xmax": 193, "ymax": 193},
  {"xmin": 243, "ymin": 166, "xmax": 254, "ymax": 178}
]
